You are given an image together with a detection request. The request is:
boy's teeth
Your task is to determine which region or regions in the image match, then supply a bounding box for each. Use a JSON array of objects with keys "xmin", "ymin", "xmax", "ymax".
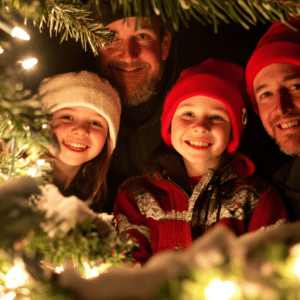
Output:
[
  {"xmin": 280, "ymin": 120, "xmax": 300, "ymax": 129},
  {"xmin": 189, "ymin": 140, "xmax": 209, "ymax": 147},
  {"xmin": 65, "ymin": 142, "xmax": 87, "ymax": 149}
]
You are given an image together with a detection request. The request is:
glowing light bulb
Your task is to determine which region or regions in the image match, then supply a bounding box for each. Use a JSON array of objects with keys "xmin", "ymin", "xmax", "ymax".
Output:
[
  {"xmin": 42, "ymin": 124, "xmax": 48, "ymax": 129},
  {"xmin": 55, "ymin": 266, "xmax": 64, "ymax": 273},
  {"xmin": 205, "ymin": 279, "xmax": 236, "ymax": 300},
  {"xmin": 294, "ymin": 257, "xmax": 300, "ymax": 278},
  {"xmin": 0, "ymin": 292, "xmax": 16, "ymax": 300},
  {"xmin": 5, "ymin": 266, "xmax": 26, "ymax": 288},
  {"xmin": 11, "ymin": 27, "xmax": 30, "ymax": 40},
  {"xmin": 37, "ymin": 159, "xmax": 45, "ymax": 166},
  {"xmin": 27, "ymin": 168, "xmax": 37, "ymax": 176},
  {"xmin": 21, "ymin": 58, "xmax": 37, "ymax": 69},
  {"xmin": 84, "ymin": 264, "xmax": 99, "ymax": 279},
  {"xmin": 0, "ymin": 46, "xmax": 3, "ymax": 54}
]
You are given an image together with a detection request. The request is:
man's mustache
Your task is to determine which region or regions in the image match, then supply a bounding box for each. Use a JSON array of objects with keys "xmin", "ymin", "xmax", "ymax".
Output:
[
  {"xmin": 108, "ymin": 62, "xmax": 149, "ymax": 69},
  {"xmin": 270, "ymin": 111, "xmax": 300, "ymax": 126}
]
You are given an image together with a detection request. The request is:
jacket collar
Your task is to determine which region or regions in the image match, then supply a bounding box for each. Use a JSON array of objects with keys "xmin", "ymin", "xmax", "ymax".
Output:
[{"xmin": 273, "ymin": 156, "xmax": 300, "ymax": 194}]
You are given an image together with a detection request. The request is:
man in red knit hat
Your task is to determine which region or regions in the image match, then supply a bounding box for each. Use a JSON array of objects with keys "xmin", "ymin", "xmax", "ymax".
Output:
[
  {"xmin": 114, "ymin": 58, "xmax": 288, "ymax": 265},
  {"xmin": 246, "ymin": 18, "xmax": 300, "ymax": 221}
]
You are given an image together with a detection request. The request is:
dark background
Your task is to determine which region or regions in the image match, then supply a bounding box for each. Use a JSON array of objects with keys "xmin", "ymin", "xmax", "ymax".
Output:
[{"xmin": 5, "ymin": 17, "xmax": 271, "ymax": 92}]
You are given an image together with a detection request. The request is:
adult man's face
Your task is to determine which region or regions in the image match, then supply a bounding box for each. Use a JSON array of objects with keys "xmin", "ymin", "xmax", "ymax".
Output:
[
  {"xmin": 96, "ymin": 17, "xmax": 172, "ymax": 106},
  {"xmin": 253, "ymin": 63, "xmax": 300, "ymax": 156}
]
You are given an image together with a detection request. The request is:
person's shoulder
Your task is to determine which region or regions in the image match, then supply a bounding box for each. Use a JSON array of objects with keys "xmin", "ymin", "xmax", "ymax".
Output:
[{"xmin": 231, "ymin": 174, "xmax": 277, "ymax": 193}]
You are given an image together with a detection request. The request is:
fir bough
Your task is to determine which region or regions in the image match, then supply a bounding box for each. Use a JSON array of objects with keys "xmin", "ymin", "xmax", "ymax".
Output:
[{"xmin": 2, "ymin": 0, "xmax": 300, "ymax": 54}]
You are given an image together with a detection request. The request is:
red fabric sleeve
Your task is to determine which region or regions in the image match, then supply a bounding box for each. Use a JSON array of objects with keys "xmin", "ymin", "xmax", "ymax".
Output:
[
  {"xmin": 248, "ymin": 186, "xmax": 289, "ymax": 232},
  {"xmin": 113, "ymin": 186, "xmax": 152, "ymax": 265}
]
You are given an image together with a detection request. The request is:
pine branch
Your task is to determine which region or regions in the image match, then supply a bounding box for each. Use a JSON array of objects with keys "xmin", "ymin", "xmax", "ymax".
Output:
[{"xmin": 1, "ymin": 0, "xmax": 300, "ymax": 52}]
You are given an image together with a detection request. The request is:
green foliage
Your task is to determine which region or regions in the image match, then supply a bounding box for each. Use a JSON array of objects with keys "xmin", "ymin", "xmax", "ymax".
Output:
[
  {"xmin": 23, "ymin": 220, "xmax": 136, "ymax": 275},
  {"xmin": 2, "ymin": 0, "xmax": 300, "ymax": 54}
]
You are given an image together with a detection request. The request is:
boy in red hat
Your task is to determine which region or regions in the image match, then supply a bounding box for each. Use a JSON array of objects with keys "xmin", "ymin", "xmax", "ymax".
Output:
[{"xmin": 114, "ymin": 59, "xmax": 288, "ymax": 265}]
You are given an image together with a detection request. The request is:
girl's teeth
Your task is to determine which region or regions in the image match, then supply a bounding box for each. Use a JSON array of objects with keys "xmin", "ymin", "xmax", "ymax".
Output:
[
  {"xmin": 65, "ymin": 142, "xmax": 87, "ymax": 149},
  {"xmin": 281, "ymin": 120, "xmax": 299, "ymax": 129},
  {"xmin": 189, "ymin": 141, "xmax": 209, "ymax": 147}
]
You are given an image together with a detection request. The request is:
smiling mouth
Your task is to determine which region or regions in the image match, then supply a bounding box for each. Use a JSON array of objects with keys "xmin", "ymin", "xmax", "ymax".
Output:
[
  {"xmin": 186, "ymin": 140, "xmax": 211, "ymax": 147},
  {"xmin": 278, "ymin": 120, "xmax": 300, "ymax": 129},
  {"xmin": 63, "ymin": 141, "xmax": 88, "ymax": 151}
]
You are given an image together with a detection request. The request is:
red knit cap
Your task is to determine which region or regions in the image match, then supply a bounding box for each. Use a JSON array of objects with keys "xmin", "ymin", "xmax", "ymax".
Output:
[
  {"xmin": 161, "ymin": 59, "xmax": 248, "ymax": 155},
  {"xmin": 246, "ymin": 18, "xmax": 300, "ymax": 114}
]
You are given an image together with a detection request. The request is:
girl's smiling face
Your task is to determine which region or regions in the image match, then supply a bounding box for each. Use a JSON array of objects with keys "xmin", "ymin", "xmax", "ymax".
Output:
[{"xmin": 52, "ymin": 106, "xmax": 108, "ymax": 167}]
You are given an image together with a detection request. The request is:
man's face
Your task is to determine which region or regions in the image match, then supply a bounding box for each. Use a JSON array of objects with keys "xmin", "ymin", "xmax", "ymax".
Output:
[
  {"xmin": 253, "ymin": 63, "xmax": 300, "ymax": 156},
  {"xmin": 96, "ymin": 17, "xmax": 172, "ymax": 106}
]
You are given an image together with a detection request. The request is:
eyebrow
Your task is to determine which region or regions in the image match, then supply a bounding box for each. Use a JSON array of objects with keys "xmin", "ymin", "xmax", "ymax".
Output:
[
  {"xmin": 254, "ymin": 74, "xmax": 300, "ymax": 95},
  {"xmin": 178, "ymin": 103, "xmax": 228, "ymax": 113}
]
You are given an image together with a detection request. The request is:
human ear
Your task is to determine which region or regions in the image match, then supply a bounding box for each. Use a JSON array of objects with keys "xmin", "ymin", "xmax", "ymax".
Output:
[{"xmin": 161, "ymin": 30, "xmax": 172, "ymax": 61}]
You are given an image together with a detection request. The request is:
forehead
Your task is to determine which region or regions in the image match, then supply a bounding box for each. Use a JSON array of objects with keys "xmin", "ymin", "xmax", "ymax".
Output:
[
  {"xmin": 107, "ymin": 16, "xmax": 160, "ymax": 33},
  {"xmin": 254, "ymin": 63, "xmax": 300, "ymax": 89},
  {"xmin": 54, "ymin": 106, "xmax": 103, "ymax": 117},
  {"xmin": 177, "ymin": 95, "xmax": 229, "ymax": 112}
]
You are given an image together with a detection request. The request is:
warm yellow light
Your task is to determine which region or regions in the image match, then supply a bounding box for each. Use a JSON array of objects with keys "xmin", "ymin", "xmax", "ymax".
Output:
[
  {"xmin": 11, "ymin": 27, "xmax": 30, "ymax": 40},
  {"xmin": 5, "ymin": 266, "xmax": 26, "ymax": 289},
  {"xmin": 0, "ymin": 46, "xmax": 3, "ymax": 54},
  {"xmin": 55, "ymin": 266, "xmax": 64, "ymax": 274},
  {"xmin": 37, "ymin": 159, "xmax": 45, "ymax": 166},
  {"xmin": 205, "ymin": 279, "xmax": 236, "ymax": 300},
  {"xmin": 0, "ymin": 292, "xmax": 16, "ymax": 300},
  {"xmin": 294, "ymin": 257, "xmax": 300, "ymax": 278},
  {"xmin": 21, "ymin": 58, "xmax": 37, "ymax": 69},
  {"xmin": 27, "ymin": 168, "xmax": 37, "ymax": 176}
]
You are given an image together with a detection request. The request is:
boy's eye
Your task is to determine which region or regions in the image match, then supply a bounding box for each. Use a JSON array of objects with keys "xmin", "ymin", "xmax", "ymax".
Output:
[
  {"xmin": 211, "ymin": 115, "xmax": 223, "ymax": 120},
  {"xmin": 183, "ymin": 112, "xmax": 194, "ymax": 117}
]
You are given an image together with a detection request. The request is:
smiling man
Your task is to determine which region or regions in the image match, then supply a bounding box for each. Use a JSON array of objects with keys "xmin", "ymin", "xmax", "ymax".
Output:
[
  {"xmin": 92, "ymin": 2, "xmax": 180, "ymax": 211},
  {"xmin": 246, "ymin": 18, "xmax": 300, "ymax": 220}
]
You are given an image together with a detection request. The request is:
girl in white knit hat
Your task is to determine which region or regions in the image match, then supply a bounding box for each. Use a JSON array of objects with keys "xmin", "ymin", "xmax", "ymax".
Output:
[{"xmin": 39, "ymin": 70, "xmax": 121, "ymax": 212}]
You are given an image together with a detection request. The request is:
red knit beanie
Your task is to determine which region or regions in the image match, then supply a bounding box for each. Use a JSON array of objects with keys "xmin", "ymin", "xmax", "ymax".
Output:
[
  {"xmin": 246, "ymin": 18, "xmax": 300, "ymax": 114},
  {"xmin": 161, "ymin": 58, "xmax": 248, "ymax": 155}
]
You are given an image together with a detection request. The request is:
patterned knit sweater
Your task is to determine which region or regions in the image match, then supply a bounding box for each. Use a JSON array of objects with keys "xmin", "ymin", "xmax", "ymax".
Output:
[{"xmin": 114, "ymin": 151, "xmax": 288, "ymax": 264}]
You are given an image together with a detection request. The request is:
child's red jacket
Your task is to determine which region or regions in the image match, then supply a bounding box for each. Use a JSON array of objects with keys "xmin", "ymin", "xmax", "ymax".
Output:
[{"xmin": 114, "ymin": 151, "xmax": 288, "ymax": 265}]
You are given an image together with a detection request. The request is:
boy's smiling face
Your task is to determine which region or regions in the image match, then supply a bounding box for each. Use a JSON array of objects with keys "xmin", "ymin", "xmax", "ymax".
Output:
[
  {"xmin": 171, "ymin": 96, "xmax": 231, "ymax": 177},
  {"xmin": 52, "ymin": 106, "xmax": 108, "ymax": 167}
]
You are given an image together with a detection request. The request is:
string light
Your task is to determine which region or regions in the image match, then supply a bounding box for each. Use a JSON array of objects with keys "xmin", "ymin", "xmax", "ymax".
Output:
[
  {"xmin": 205, "ymin": 279, "xmax": 236, "ymax": 300},
  {"xmin": 0, "ymin": 292, "xmax": 16, "ymax": 300},
  {"xmin": 10, "ymin": 27, "xmax": 30, "ymax": 40},
  {"xmin": 21, "ymin": 58, "xmax": 38, "ymax": 70},
  {"xmin": 27, "ymin": 168, "xmax": 37, "ymax": 176},
  {"xmin": 0, "ymin": 20, "xmax": 30, "ymax": 40}
]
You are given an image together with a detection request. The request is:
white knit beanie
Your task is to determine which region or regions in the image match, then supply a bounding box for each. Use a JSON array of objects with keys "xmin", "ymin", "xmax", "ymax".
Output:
[{"xmin": 39, "ymin": 71, "xmax": 121, "ymax": 152}]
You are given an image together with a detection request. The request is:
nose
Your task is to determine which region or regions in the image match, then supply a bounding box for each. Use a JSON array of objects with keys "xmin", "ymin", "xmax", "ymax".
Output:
[
  {"xmin": 193, "ymin": 117, "xmax": 210, "ymax": 133},
  {"xmin": 274, "ymin": 89, "xmax": 295, "ymax": 114},
  {"xmin": 71, "ymin": 122, "xmax": 90, "ymax": 136},
  {"xmin": 117, "ymin": 38, "xmax": 139, "ymax": 61}
]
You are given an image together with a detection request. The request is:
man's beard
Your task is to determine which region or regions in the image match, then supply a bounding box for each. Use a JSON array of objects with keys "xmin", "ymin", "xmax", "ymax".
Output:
[
  {"xmin": 269, "ymin": 112, "xmax": 300, "ymax": 156},
  {"xmin": 274, "ymin": 132, "xmax": 300, "ymax": 157},
  {"xmin": 106, "ymin": 61, "xmax": 164, "ymax": 107}
]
